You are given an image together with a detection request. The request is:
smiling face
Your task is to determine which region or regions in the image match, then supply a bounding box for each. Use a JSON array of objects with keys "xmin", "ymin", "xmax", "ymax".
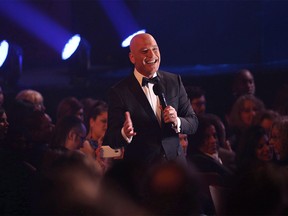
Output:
[{"xmin": 129, "ymin": 33, "xmax": 160, "ymax": 78}]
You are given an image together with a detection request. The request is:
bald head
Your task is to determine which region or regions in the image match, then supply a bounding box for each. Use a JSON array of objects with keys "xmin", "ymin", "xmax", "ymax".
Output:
[
  {"xmin": 130, "ymin": 33, "xmax": 156, "ymax": 51},
  {"xmin": 129, "ymin": 33, "xmax": 161, "ymax": 77}
]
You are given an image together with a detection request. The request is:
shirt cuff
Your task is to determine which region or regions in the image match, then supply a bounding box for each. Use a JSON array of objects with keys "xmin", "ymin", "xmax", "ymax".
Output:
[
  {"xmin": 172, "ymin": 117, "xmax": 181, "ymax": 133},
  {"xmin": 121, "ymin": 127, "xmax": 133, "ymax": 143}
]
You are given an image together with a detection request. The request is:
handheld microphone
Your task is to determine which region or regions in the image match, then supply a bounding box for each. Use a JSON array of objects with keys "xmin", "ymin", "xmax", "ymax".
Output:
[
  {"xmin": 153, "ymin": 82, "xmax": 167, "ymax": 109},
  {"xmin": 153, "ymin": 82, "xmax": 176, "ymax": 128},
  {"xmin": 153, "ymin": 82, "xmax": 174, "ymax": 127}
]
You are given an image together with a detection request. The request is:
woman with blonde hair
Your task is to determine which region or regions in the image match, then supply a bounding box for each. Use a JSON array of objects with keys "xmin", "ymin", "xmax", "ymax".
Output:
[{"xmin": 227, "ymin": 94, "xmax": 265, "ymax": 154}]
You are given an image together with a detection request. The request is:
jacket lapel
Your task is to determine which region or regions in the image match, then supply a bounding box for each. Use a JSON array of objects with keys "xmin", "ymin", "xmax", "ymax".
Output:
[{"xmin": 128, "ymin": 74, "xmax": 160, "ymax": 126}]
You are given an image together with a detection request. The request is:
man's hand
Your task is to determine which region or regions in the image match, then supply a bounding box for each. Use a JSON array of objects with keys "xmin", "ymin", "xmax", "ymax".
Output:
[
  {"xmin": 163, "ymin": 105, "xmax": 178, "ymax": 126},
  {"xmin": 123, "ymin": 111, "xmax": 137, "ymax": 138}
]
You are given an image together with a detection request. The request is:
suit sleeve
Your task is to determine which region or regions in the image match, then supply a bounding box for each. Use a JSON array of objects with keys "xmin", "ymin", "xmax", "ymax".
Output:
[
  {"xmin": 102, "ymin": 86, "xmax": 128, "ymax": 149},
  {"xmin": 176, "ymin": 75, "xmax": 198, "ymax": 134}
]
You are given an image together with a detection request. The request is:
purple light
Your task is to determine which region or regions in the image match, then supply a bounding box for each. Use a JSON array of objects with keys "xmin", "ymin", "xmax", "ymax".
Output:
[
  {"xmin": 0, "ymin": 0, "xmax": 73, "ymax": 55},
  {"xmin": 98, "ymin": 0, "xmax": 145, "ymax": 47}
]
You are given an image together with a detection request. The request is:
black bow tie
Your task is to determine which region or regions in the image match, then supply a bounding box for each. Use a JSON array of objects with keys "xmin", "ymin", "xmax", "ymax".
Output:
[{"xmin": 142, "ymin": 76, "xmax": 159, "ymax": 87}]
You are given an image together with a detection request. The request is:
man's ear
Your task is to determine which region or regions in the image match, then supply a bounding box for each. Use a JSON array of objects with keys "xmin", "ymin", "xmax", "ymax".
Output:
[{"xmin": 129, "ymin": 52, "xmax": 135, "ymax": 64}]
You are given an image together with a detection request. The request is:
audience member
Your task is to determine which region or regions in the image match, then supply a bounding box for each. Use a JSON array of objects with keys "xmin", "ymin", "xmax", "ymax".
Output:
[
  {"xmin": 226, "ymin": 163, "xmax": 288, "ymax": 215},
  {"xmin": 80, "ymin": 100, "xmax": 113, "ymax": 172},
  {"xmin": 80, "ymin": 97, "xmax": 98, "ymax": 127},
  {"xmin": 0, "ymin": 99, "xmax": 36, "ymax": 215},
  {"xmin": 205, "ymin": 113, "xmax": 236, "ymax": 173},
  {"xmin": 185, "ymin": 85, "xmax": 206, "ymax": 115},
  {"xmin": 232, "ymin": 69, "xmax": 255, "ymax": 98},
  {"xmin": 227, "ymin": 94, "xmax": 265, "ymax": 153},
  {"xmin": 269, "ymin": 116, "xmax": 288, "ymax": 165},
  {"xmin": 56, "ymin": 96, "xmax": 84, "ymax": 123},
  {"xmin": 236, "ymin": 125, "xmax": 274, "ymax": 171},
  {"xmin": 181, "ymin": 85, "xmax": 206, "ymax": 157},
  {"xmin": 252, "ymin": 109, "xmax": 280, "ymax": 135},
  {"xmin": 15, "ymin": 89, "xmax": 46, "ymax": 112},
  {"xmin": 50, "ymin": 115, "xmax": 86, "ymax": 152},
  {"xmin": 224, "ymin": 69, "xmax": 256, "ymax": 125},
  {"xmin": 32, "ymin": 150, "xmax": 103, "ymax": 215},
  {"xmin": 4, "ymin": 99, "xmax": 35, "ymax": 153},
  {"xmin": 0, "ymin": 105, "xmax": 54, "ymax": 170},
  {"xmin": 186, "ymin": 114, "xmax": 233, "ymax": 181},
  {"xmin": 83, "ymin": 100, "xmax": 108, "ymax": 148},
  {"xmin": 141, "ymin": 161, "xmax": 203, "ymax": 215},
  {"xmin": 205, "ymin": 113, "xmax": 231, "ymax": 151},
  {"xmin": 24, "ymin": 110, "xmax": 55, "ymax": 169}
]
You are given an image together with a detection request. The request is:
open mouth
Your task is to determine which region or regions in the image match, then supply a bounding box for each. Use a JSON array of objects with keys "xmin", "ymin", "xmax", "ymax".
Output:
[{"xmin": 146, "ymin": 59, "xmax": 157, "ymax": 64}]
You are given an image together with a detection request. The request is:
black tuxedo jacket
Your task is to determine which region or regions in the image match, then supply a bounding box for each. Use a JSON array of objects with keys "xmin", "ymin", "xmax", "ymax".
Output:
[{"xmin": 103, "ymin": 70, "xmax": 198, "ymax": 165}]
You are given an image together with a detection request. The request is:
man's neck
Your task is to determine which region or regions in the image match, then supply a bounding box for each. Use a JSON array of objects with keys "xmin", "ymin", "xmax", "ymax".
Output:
[{"xmin": 134, "ymin": 69, "xmax": 157, "ymax": 78}]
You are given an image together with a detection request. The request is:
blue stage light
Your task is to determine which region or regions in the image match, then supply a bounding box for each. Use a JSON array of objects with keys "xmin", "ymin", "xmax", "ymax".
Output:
[
  {"xmin": 62, "ymin": 34, "xmax": 81, "ymax": 60},
  {"xmin": 121, "ymin": 29, "xmax": 146, "ymax": 48},
  {"xmin": 62, "ymin": 34, "xmax": 91, "ymax": 77},
  {"xmin": 0, "ymin": 40, "xmax": 9, "ymax": 67},
  {"xmin": 0, "ymin": 41, "xmax": 22, "ymax": 86}
]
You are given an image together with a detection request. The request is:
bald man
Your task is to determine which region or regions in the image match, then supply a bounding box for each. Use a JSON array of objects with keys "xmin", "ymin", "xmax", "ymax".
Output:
[{"xmin": 103, "ymin": 33, "xmax": 198, "ymax": 166}]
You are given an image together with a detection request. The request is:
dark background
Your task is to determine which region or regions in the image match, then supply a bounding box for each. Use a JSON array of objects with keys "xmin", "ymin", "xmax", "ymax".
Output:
[{"xmin": 1, "ymin": 0, "xmax": 288, "ymax": 120}]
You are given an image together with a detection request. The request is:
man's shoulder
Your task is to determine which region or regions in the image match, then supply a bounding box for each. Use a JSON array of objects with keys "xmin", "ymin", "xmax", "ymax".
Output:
[
  {"xmin": 157, "ymin": 70, "xmax": 181, "ymax": 85},
  {"xmin": 111, "ymin": 73, "xmax": 134, "ymax": 89},
  {"xmin": 157, "ymin": 70, "xmax": 178, "ymax": 77}
]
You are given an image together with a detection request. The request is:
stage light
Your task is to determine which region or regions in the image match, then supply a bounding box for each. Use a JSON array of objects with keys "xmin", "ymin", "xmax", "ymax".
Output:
[
  {"xmin": 62, "ymin": 35, "xmax": 91, "ymax": 74},
  {"xmin": 0, "ymin": 40, "xmax": 9, "ymax": 67},
  {"xmin": 121, "ymin": 29, "xmax": 146, "ymax": 48},
  {"xmin": 0, "ymin": 40, "xmax": 22, "ymax": 86},
  {"xmin": 62, "ymin": 34, "xmax": 81, "ymax": 60}
]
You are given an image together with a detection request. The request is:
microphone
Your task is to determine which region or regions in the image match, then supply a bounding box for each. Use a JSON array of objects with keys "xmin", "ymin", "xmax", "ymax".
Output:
[
  {"xmin": 153, "ymin": 82, "xmax": 174, "ymax": 127},
  {"xmin": 153, "ymin": 82, "xmax": 176, "ymax": 128},
  {"xmin": 153, "ymin": 82, "xmax": 167, "ymax": 109}
]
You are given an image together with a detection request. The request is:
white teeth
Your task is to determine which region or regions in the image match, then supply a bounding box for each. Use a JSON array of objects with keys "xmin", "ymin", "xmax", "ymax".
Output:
[{"xmin": 147, "ymin": 60, "xmax": 156, "ymax": 64}]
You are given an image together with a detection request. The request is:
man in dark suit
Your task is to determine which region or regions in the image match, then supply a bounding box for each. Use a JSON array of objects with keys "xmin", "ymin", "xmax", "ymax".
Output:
[{"xmin": 103, "ymin": 33, "xmax": 198, "ymax": 166}]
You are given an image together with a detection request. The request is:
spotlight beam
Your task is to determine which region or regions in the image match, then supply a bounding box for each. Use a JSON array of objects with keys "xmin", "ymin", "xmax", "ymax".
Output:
[
  {"xmin": 0, "ymin": 0, "xmax": 73, "ymax": 55},
  {"xmin": 98, "ymin": 0, "xmax": 145, "ymax": 47}
]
